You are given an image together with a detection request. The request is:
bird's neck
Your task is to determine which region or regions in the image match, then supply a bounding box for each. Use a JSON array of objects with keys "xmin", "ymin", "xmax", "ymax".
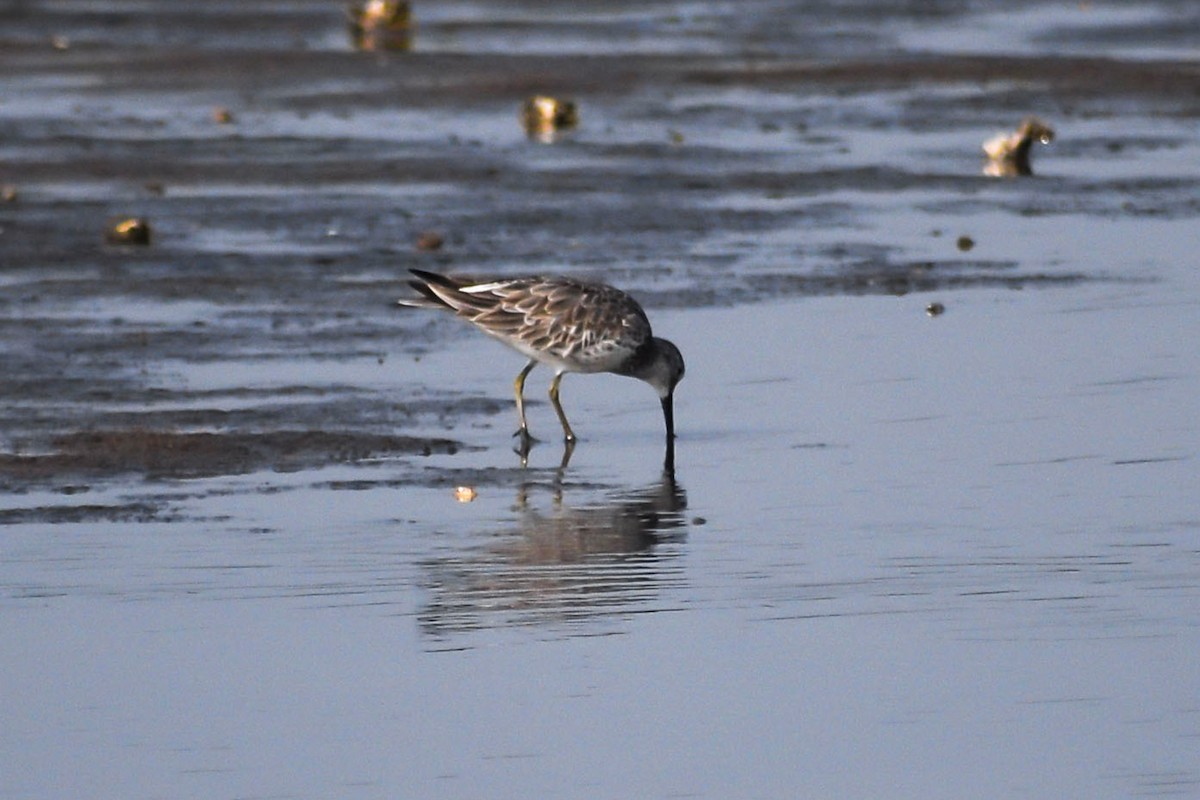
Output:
[{"xmin": 615, "ymin": 338, "xmax": 660, "ymax": 379}]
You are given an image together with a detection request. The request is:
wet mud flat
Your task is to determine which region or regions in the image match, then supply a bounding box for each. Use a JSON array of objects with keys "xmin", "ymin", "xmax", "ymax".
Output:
[
  {"xmin": 4, "ymin": 1, "xmax": 1198, "ymax": 512},
  {"xmin": 1, "ymin": 0, "xmax": 1198, "ymax": 607}
]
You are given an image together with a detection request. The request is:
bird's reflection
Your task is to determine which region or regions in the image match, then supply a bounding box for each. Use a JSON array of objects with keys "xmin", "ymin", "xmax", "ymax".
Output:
[
  {"xmin": 518, "ymin": 431, "xmax": 675, "ymax": 473},
  {"xmin": 418, "ymin": 453, "xmax": 688, "ymax": 639}
]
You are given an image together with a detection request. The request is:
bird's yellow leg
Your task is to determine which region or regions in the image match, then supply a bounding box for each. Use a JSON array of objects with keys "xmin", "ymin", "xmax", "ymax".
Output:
[
  {"xmin": 548, "ymin": 371, "xmax": 577, "ymax": 443},
  {"xmin": 513, "ymin": 360, "xmax": 536, "ymax": 439}
]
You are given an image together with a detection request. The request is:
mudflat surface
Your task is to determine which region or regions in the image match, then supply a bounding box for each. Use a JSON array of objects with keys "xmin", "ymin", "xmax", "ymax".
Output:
[
  {"xmin": 4, "ymin": 0, "xmax": 1196, "ymax": 496},
  {"xmin": 3, "ymin": 2, "xmax": 1199, "ymax": 799}
]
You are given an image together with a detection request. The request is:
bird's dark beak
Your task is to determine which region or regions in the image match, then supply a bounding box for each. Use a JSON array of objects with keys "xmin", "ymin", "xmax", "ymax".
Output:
[
  {"xmin": 661, "ymin": 392, "xmax": 675, "ymax": 441},
  {"xmin": 661, "ymin": 393, "xmax": 676, "ymax": 474}
]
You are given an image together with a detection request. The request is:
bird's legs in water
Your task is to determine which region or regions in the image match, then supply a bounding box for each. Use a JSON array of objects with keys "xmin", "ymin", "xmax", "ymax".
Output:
[
  {"xmin": 548, "ymin": 370, "xmax": 577, "ymax": 444},
  {"xmin": 512, "ymin": 359, "xmax": 537, "ymax": 451},
  {"xmin": 512, "ymin": 362, "xmax": 578, "ymax": 464}
]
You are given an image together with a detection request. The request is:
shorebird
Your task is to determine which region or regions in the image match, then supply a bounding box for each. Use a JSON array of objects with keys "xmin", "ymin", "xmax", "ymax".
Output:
[{"xmin": 398, "ymin": 269, "xmax": 685, "ymax": 449}]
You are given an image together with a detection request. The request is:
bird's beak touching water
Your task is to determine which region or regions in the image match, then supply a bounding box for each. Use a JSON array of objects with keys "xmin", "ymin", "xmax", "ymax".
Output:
[
  {"xmin": 661, "ymin": 392, "xmax": 677, "ymax": 474},
  {"xmin": 661, "ymin": 392, "xmax": 675, "ymax": 441}
]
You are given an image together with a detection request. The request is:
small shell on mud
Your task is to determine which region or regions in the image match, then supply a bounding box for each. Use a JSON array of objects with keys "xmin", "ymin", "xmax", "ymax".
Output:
[
  {"xmin": 212, "ymin": 106, "xmax": 234, "ymax": 124},
  {"xmin": 982, "ymin": 116, "xmax": 1054, "ymax": 177},
  {"xmin": 348, "ymin": 0, "xmax": 412, "ymax": 52},
  {"xmin": 50, "ymin": 35, "xmax": 70, "ymax": 51},
  {"xmin": 956, "ymin": 235, "xmax": 975, "ymax": 251},
  {"xmin": 454, "ymin": 486, "xmax": 478, "ymax": 503},
  {"xmin": 521, "ymin": 95, "xmax": 578, "ymax": 142},
  {"xmin": 926, "ymin": 302, "xmax": 946, "ymax": 317},
  {"xmin": 106, "ymin": 217, "xmax": 152, "ymax": 245}
]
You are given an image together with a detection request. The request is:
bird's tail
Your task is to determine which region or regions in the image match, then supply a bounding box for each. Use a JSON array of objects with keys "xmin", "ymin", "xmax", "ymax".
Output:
[{"xmin": 397, "ymin": 269, "xmax": 494, "ymax": 313}]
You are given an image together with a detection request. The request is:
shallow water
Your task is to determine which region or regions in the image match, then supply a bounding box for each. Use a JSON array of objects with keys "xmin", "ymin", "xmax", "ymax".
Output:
[{"xmin": 3, "ymin": 1, "xmax": 1200, "ymax": 798}]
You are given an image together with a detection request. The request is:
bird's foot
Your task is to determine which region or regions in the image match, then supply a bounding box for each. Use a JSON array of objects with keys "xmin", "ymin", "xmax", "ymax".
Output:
[
  {"xmin": 558, "ymin": 437, "xmax": 576, "ymax": 472},
  {"xmin": 513, "ymin": 428, "xmax": 535, "ymax": 461}
]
